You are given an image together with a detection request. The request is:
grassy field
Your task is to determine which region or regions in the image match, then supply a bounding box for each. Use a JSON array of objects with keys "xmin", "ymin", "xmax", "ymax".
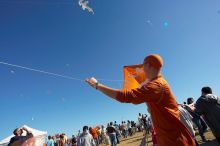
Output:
[{"xmin": 102, "ymin": 130, "xmax": 219, "ymax": 146}]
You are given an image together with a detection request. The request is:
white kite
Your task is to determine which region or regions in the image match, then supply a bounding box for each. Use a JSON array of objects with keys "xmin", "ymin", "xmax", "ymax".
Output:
[
  {"xmin": 78, "ymin": 0, "xmax": 94, "ymax": 14},
  {"xmin": 10, "ymin": 70, "xmax": 15, "ymax": 74}
]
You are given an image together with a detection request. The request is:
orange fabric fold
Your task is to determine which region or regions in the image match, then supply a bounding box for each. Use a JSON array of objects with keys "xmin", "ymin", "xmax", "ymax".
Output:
[{"xmin": 123, "ymin": 64, "xmax": 146, "ymax": 90}]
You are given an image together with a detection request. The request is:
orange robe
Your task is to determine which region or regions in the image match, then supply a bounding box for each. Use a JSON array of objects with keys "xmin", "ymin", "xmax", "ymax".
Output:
[
  {"xmin": 90, "ymin": 128, "xmax": 98, "ymax": 139},
  {"xmin": 116, "ymin": 75, "xmax": 195, "ymax": 146}
]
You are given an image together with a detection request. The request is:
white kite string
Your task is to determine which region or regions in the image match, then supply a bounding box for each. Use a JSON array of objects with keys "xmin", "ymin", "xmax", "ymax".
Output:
[
  {"xmin": 0, "ymin": 61, "xmax": 124, "ymax": 83},
  {"xmin": 0, "ymin": 0, "xmax": 74, "ymax": 5},
  {"xmin": 0, "ymin": 61, "xmax": 84, "ymax": 81}
]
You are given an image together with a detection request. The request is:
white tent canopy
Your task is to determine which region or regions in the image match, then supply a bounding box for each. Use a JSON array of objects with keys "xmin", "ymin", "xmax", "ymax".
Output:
[{"xmin": 0, "ymin": 125, "xmax": 47, "ymax": 146}]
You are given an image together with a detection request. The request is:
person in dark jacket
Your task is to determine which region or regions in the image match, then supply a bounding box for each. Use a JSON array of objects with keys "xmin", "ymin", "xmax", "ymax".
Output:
[{"xmin": 195, "ymin": 87, "xmax": 220, "ymax": 144}]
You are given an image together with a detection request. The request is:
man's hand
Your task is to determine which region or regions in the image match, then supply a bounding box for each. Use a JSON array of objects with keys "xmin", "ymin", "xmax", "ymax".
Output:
[
  {"xmin": 85, "ymin": 77, "xmax": 119, "ymax": 99},
  {"xmin": 85, "ymin": 77, "xmax": 98, "ymax": 89},
  {"xmin": 22, "ymin": 127, "xmax": 28, "ymax": 131},
  {"xmin": 22, "ymin": 127, "xmax": 32, "ymax": 134}
]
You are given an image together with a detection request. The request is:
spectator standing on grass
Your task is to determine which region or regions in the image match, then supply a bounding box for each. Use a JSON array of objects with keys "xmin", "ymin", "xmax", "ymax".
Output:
[
  {"xmin": 106, "ymin": 122, "xmax": 117, "ymax": 146},
  {"xmin": 195, "ymin": 87, "xmax": 220, "ymax": 144},
  {"xmin": 78, "ymin": 126, "xmax": 95, "ymax": 146},
  {"xmin": 47, "ymin": 135, "xmax": 55, "ymax": 146}
]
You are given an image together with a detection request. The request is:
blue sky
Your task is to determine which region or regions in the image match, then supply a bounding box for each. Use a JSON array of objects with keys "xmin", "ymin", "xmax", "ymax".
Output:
[{"xmin": 0, "ymin": 0, "xmax": 220, "ymax": 139}]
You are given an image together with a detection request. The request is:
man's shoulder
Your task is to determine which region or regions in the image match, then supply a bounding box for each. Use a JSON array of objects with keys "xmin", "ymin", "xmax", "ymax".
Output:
[
  {"xmin": 10, "ymin": 136, "xmax": 16, "ymax": 141},
  {"xmin": 196, "ymin": 96, "xmax": 210, "ymax": 104},
  {"xmin": 196, "ymin": 96, "xmax": 204, "ymax": 102},
  {"xmin": 8, "ymin": 136, "xmax": 26, "ymax": 145},
  {"xmin": 142, "ymin": 80, "xmax": 161, "ymax": 90},
  {"xmin": 84, "ymin": 133, "xmax": 93, "ymax": 140},
  {"xmin": 10, "ymin": 136, "xmax": 26, "ymax": 141},
  {"xmin": 195, "ymin": 97, "xmax": 207, "ymax": 109},
  {"xmin": 145, "ymin": 76, "xmax": 168, "ymax": 88},
  {"xmin": 9, "ymin": 136, "xmax": 16, "ymax": 143},
  {"xmin": 80, "ymin": 133, "xmax": 91, "ymax": 138}
]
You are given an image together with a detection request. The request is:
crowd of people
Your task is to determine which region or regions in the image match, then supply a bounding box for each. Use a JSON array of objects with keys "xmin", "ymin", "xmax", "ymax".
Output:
[
  {"xmin": 44, "ymin": 113, "xmax": 151, "ymax": 146},
  {"xmin": 7, "ymin": 113, "xmax": 151, "ymax": 146},
  {"xmin": 7, "ymin": 92, "xmax": 220, "ymax": 146}
]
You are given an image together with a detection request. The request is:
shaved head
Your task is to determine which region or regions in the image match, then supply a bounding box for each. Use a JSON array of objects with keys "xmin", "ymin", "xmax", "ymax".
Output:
[{"xmin": 144, "ymin": 54, "xmax": 163, "ymax": 69}]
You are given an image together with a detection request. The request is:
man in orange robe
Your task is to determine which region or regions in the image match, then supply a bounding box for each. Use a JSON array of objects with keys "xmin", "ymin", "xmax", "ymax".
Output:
[{"xmin": 86, "ymin": 54, "xmax": 195, "ymax": 146}]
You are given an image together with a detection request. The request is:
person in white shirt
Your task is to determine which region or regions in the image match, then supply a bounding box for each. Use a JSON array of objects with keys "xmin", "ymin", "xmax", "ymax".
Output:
[{"xmin": 78, "ymin": 126, "xmax": 95, "ymax": 146}]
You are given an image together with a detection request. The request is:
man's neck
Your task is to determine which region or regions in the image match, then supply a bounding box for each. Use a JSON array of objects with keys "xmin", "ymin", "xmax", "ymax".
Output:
[{"xmin": 148, "ymin": 73, "xmax": 161, "ymax": 81}]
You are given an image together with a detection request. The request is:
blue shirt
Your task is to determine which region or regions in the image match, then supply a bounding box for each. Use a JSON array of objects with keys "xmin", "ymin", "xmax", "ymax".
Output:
[{"xmin": 47, "ymin": 139, "xmax": 55, "ymax": 146}]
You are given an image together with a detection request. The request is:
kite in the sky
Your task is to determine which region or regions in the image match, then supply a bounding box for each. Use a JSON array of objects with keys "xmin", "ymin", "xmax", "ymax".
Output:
[
  {"xmin": 147, "ymin": 20, "xmax": 153, "ymax": 26},
  {"xmin": 10, "ymin": 70, "xmax": 15, "ymax": 74},
  {"xmin": 78, "ymin": 0, "xmax": 94, "ymax": 14}
]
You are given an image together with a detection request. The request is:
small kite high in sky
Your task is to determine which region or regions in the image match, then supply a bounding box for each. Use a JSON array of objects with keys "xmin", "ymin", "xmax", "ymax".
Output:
[
  {"xmin": 10, "ymin": 70, "xmax": 15, "ymax": 74},
  {"xmin": 78, "ymin": 0, "xmax": 94, "ymax": 14}
]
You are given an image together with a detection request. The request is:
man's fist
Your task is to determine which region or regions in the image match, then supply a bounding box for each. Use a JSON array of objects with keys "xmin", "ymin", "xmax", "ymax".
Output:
[{"xmin": 86, "ymin": 77, "xmax": 98, "ymax": 89}]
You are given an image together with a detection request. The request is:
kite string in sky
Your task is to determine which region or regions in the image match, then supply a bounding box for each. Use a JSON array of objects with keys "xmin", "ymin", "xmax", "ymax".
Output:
[
  {"xmin": 0, "ymin": 61, "xmax": 123, "ymax": 83},
  {"xmin": 0, "ymin": 0, "xmax": 95, "ymax": 14}
]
